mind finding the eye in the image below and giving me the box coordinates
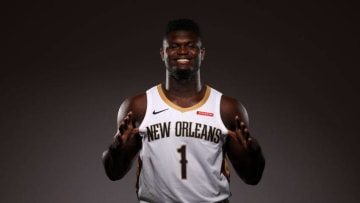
[187,43,195,48]
[169,44,179,49]
[187,43,199,50]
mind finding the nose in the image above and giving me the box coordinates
[177,45,189,55]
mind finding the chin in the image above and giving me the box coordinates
[172,69,194,80]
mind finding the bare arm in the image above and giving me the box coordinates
[221,96,265,185]
[102,94,146,181]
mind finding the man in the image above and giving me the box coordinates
[102,19,265,203]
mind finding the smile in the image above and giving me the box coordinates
[176,59,190,63]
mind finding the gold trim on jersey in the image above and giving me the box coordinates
[157,84,211,112]
[221,158,230,182]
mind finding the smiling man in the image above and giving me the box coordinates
[102,18,265,203]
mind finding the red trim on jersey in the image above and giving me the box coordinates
[196,111,214,117]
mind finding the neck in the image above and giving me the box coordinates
[164,71,203,96]
[161,71,206,108]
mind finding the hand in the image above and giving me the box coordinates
[117,111,139,145]
[228,116,253,151]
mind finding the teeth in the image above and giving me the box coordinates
[177,59,190,63]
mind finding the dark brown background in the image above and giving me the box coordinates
[2,0,359,202]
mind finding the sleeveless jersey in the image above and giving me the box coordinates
[137,84,231,203]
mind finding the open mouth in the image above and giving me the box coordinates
[176,59,190,63]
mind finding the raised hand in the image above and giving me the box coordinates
[116,111,139,146]
[104,111,141,180]
[228,115,253,151]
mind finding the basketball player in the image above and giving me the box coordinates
[102,19,265,203]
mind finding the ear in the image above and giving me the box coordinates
[201,48,205,61]
[160,48,165,61]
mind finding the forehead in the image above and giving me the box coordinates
[164,30,200,44]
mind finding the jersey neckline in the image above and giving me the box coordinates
[157,84,211,112]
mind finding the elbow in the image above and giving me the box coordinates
[105,164,129,181]
[246,158,266,185]
[241,157,266,185]
[103,163,126,181]
[242,171,264,185]
[102,150,129,181]
[102,150,123,181]
[243,176,262,185]
[105,171,123,181]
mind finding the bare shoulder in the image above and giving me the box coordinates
[117,93,147,127]
[220,95,249,131]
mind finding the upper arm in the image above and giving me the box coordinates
[220,95,249,131]
[117,93,147,130]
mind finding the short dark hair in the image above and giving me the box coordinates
[164,18,201,38]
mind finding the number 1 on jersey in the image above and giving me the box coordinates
[177,145,188,179]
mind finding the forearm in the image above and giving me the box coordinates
[102,136,139,181]
[228,138,265,185]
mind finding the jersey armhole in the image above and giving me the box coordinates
[138,88,152,130]
[214,92,229,135]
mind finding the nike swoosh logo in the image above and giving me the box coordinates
[153,108,169,115]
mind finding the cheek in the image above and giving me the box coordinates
[164,51,174,58]
[162,52,170,61]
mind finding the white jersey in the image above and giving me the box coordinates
[137,84,231,203]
